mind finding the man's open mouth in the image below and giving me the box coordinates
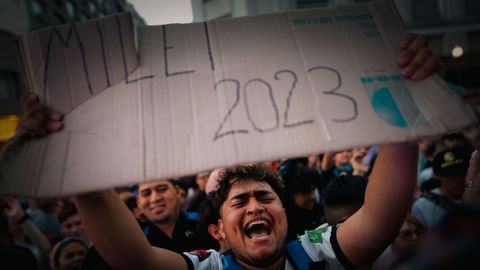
[244,219,271,238]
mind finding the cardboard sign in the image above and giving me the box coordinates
[0,1,476,197]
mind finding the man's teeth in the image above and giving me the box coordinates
[247,220,267,230]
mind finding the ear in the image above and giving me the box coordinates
[173,184,182,195]
[207,224,221,241]
[217,219,227,239]
[136,195,141,207]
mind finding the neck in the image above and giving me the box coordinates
[439,185,462,200]
[238,253,285,270]
[156,219,177,238]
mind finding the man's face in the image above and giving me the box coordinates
[292,189,316,210]
[219,180,287,267]
[334,150,351,166]
[196,171,210,192]
[60,214,85,239]
[392,221,423,253]
[441,174,466,199]
[136,180,181,225]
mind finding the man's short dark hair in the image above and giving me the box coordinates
[284,166,321,196]
[321,175,368,208]
[213,164,285,211]
[198,192,220,227]
[58,202,78,224]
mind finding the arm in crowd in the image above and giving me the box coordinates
[320,151,334,172]
[464,150,480,211]
[2,197,52,270]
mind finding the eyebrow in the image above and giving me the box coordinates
[230,189,273,201]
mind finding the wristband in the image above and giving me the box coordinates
[17,213,31,224]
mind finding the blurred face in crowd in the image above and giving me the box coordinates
[392,220,424,253]
[440,174,467,199]
[195,171,210,192]
[219,180,287,268]
[418,140,432,155]
[136,180,181,225]
[57,241,87,270]
[333,150,351,166]
[291,185,316,210]
[60,214,85,239]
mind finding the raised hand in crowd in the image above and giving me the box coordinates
[397,32,444,80]
[1,196,51,270]
[464,150,480,211]
[17,93,63,137]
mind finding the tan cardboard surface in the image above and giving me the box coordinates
[0,1,476,197]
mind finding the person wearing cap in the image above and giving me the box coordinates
[411,147,470,228]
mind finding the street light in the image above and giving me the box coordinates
[451,44,464,59]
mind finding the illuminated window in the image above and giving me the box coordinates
[30,0,44,16]
[66,1,76,19]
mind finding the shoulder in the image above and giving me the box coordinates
[298,224,339,267]
[299,223,355,270]
[183,249,222,270]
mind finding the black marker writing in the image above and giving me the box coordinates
[213,79,249,141]
[274,69,314,128]
[43,24,92,98]
[244,78,279,133]
[163,25,195,77]
[95,20,110,87]
[308,66,357,122]
[116,15,154,83]
[212,70,317,141]
[204,22,215,71]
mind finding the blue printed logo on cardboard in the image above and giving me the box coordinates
[361,75,427,128]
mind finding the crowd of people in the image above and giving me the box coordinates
[1,33,480,270]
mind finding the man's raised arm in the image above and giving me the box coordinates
[74,190,187,270]
[17,94,188,270]
[336,33,443,269]
[337,143,418,268]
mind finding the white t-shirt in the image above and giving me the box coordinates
[182,223,348,270]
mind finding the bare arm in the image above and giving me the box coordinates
[2,197,51,270]
[16,94,188,270]
[336,33,442,268]
[74,190,188,270]
[320,152,333,172]
[464,150,480,211]
[337,143,417,268]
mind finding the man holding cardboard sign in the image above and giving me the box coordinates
[17,30,442,269]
